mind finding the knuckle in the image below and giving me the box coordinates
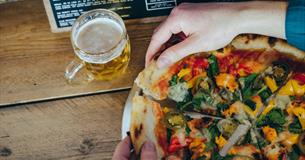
[170,6,182,16]
[179,2,191,7]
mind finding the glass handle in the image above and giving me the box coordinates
[65,59,85,83]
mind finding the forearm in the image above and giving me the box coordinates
[235,1,288,39]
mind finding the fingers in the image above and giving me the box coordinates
[140,141,158,160]
[112,137,131,160]
[145,15,182,66]
[156,35,200,68]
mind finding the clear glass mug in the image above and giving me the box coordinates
[65,9,131,83]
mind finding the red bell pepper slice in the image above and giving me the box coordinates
[293,73,305,85]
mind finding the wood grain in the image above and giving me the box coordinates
[0,0,163,106]
[0,91,129,160]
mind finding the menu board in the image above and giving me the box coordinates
[43,0,246,32]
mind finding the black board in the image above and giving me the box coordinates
[43,0,248,32]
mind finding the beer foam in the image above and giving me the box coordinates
[75,18,123,53]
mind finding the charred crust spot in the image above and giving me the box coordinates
[245,39,249,44]
[143,108,147,113]
[139,90,144,96]
[268,37,277,47]
[251,34,259,40]
[134,124,143,139]
[217,48,223,52]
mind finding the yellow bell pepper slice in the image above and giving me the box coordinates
[262,99,276,115]
[291,79,305,97]
[279,80,294,96]
[264,76,278,93]
[187,72,207,88]
[215,73,238,92]
[177,68,191,80]
[292,107,305,129]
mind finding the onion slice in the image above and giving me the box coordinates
[219,124,251,157]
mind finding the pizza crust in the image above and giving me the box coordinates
[135,61,175,100]
[130,95,168,159]
[135,34,305,100]
[231,34,305,61]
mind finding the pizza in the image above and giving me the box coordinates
[130,34,305,160]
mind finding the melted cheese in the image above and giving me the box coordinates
[262,126,277,143]
[215,135,227,149]
[162,107,170,114]
[223,104,238,117]
[189,138,206,160]
[168,82,189,102]
[228,145,258,157]
[264,144,281,160]
[215,73,238,92]
[278,131,299,150]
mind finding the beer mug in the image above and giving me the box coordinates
[65,9,130,82]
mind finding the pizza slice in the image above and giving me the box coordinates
[135,34,305,101]
[135,35,305,120]
[254,97,305,160]
[130,95,262,160]
[130,95,168,159]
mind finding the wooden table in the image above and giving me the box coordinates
[0,0,163,159]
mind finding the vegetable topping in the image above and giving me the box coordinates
[262,126,277,143]
[165,111,186,129]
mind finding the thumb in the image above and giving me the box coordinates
[141,141,158,160]
[156,36,200,68]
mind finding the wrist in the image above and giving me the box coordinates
[234,1,288,39]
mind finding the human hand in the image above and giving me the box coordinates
[146,2,287,68]
[112,136,158,160]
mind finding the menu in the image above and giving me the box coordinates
[43,0,246,32]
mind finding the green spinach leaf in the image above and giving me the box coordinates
[207,55,219,78]
[288,145,301,160]
[185,124,191,136]
[289,118,302,134]
[169,75,178,86]
[258,87,272,103]
[244,99,256,111]
[256,108,286,132]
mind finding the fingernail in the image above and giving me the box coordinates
[143,141,155,150]
[157,58,170,68]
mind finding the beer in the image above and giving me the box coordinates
[66,9,130,82]
[74,18,130,80]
